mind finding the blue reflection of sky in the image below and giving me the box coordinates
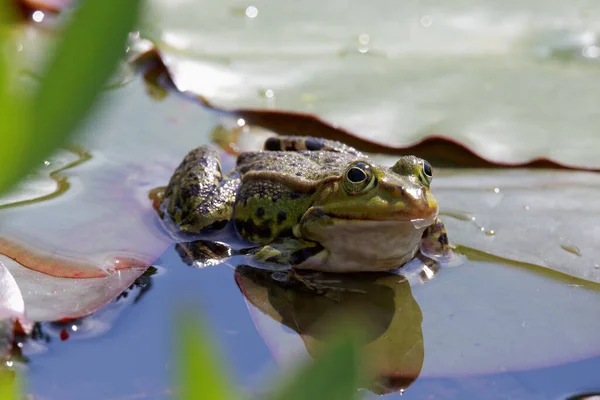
[22,244,600,400]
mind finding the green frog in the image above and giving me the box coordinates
[159,135,452,285]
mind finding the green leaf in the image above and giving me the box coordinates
[268,335,362,400]
[0,370,18,400]
[0,0,142,193]
[177,316,234,400]
[0,0,19,193]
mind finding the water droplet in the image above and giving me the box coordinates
[16,43,23,52]
[582,45,600,59]
[357,33,370,53]
[358,33,370,45]
[32,10,44,22]
[245,6,258,18]
[237,118,246,127]
[420,15,432,27]
[595,264,600,269]
[5,360,13,367]
[523,205,530,211]
[264,89,274,98]
[43,160,50,166]
[440,210,494,235]
[493,187,500,194]
[71,325,78,332]
[411,216,436,229]
[561,244,582,256]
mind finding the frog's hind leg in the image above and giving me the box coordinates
[161,146,241,233]
[263,136,364,156]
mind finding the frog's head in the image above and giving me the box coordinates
[293,156,439,272]
[310,155,438,223]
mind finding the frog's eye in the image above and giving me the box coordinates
[343,161,376,195]
[419,160,433,187]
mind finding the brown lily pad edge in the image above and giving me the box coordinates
[132,47,600,172]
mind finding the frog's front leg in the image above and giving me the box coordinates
[245,238,365,294]
[420,217,453,259]
[263,135,364,156]
[160,146,241,233]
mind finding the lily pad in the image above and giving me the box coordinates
[0,262,24,321]
[430,168,600,283]
[0,62,217,323]
[3,2,600,398]
[147,0,600,168]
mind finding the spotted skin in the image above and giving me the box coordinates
[160,135,452,291]
[420,217,453,258]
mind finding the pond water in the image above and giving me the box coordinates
[4,80,599,398]
[16,242,600,400]
[4,0,600,398]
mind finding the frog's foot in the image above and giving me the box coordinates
[245,238,366,295]
[263,135,364,157]
[245,237,325,267]
[175,240,232,268]
[420,217,454,260]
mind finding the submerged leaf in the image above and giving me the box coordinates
[1,255,146,322]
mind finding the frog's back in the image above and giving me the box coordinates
[232,150,362,244]
[236,150,360,182]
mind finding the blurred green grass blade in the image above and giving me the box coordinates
[33,0,141,138]
[0,1,23,195]
[0,370,18,400]
[0,0,141,193]
[178,317,233,400]
[269,336,362,400]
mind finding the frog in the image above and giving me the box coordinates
[158,135,452,289]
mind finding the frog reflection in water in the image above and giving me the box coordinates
[234,265,424,395]
[159,135,452,289]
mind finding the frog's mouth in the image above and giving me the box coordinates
[324,210,438,227]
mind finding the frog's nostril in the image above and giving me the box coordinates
[392,187,404,197]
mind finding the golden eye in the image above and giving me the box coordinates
[343,161,376,195]
[419,160,433,187]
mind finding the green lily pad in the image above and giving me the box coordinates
[147,0,600,168]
